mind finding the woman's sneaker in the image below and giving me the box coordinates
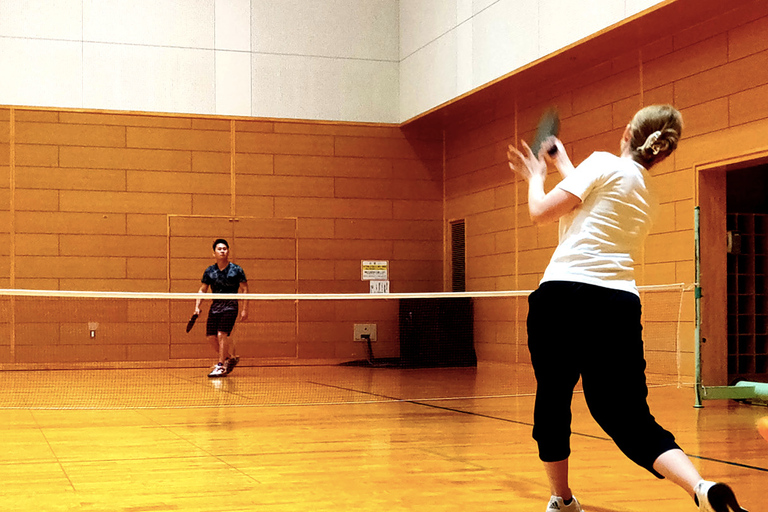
[546,496,584,512]
[694,481,747,512]
[208,363,227,378]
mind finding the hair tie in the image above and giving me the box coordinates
[642,130,669,156]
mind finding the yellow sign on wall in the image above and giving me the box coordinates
[361,260,388,281]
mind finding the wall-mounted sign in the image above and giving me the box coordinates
[361,260,388,281]
[369,280,390,294]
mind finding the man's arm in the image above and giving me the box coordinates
[238,281,249,321]
[195,283,209,315]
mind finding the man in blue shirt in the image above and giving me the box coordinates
[194,239,249,377]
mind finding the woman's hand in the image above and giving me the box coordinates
[508,138,581,224]
[541,136,574,178]
[507,141,547,184]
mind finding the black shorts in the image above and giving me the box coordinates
[206,308,238,336]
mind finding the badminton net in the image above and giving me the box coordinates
[0,284,694,409]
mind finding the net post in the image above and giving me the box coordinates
[694,206,703,408]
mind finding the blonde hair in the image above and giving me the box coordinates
[627,105,683,168]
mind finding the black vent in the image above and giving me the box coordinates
[451,220,466,292]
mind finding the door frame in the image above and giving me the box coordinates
[695,151,768,387]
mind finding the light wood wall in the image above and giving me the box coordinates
[431,0,768,383]
[0,109,442,365]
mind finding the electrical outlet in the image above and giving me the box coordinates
[88,322,99,339]
[353,324,377,342]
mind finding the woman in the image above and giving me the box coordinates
[507,105,747,512]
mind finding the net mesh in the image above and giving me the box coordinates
[0,285,694,409]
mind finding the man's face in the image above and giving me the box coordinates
[214,243,229,260]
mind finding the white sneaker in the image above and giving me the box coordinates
[694,481,747,512]
[546,496,584,512]
[208,363,227,378]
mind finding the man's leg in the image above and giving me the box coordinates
[207,332,228,378]
[217,331,230,364]
[229,337,237,359]
[219,309,240,374]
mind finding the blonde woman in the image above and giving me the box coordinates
[508,105,747,512]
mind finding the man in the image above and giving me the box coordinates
[194,239,248,378]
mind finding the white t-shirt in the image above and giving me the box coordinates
[540,151,658,295]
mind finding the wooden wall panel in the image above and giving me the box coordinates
[17,167,126,191]
[126,127,229,152]
[433,1,768,381]
[1,106,442,367]
[236,132,334,156]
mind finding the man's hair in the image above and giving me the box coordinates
[212,238,229,250]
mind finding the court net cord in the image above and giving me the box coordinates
[0,283,695,301]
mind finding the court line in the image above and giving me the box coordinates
[687,454,768,473]
[309,381,768,474]
[29,412,78,492]
[308,381,609,440]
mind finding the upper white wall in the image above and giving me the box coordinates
[0,0,663,123]
[399,0,665,122]
[0,0,399,123]
[250,0,399,122]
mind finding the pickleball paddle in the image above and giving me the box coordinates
[531,108,560,157]
[186,313,199,333]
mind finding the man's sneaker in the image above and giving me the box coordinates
[224,356,240,375]
[546,496,584,512]
[208,363,227,378]
[694,481,747,512]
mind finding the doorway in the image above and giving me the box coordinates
[725,166,768,383]
[699,162,768,386]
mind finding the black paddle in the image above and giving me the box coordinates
[530,108,560,158]
[186,313,199,333]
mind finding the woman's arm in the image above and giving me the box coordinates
[527,182,581,224]
[508,140,581,224]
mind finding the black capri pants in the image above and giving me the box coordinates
[527,281,679,478]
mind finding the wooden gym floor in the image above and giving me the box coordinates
[0,363,764,512]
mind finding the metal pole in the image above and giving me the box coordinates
[694,206,703,407]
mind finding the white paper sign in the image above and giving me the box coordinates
[369,280,390,294]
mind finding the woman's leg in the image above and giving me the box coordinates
[543,459,573,501]
[654,450,749,512]
[652,449,701,498]
[578,288,748,510]
[527,283,583,498]
[580,288,679,477]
